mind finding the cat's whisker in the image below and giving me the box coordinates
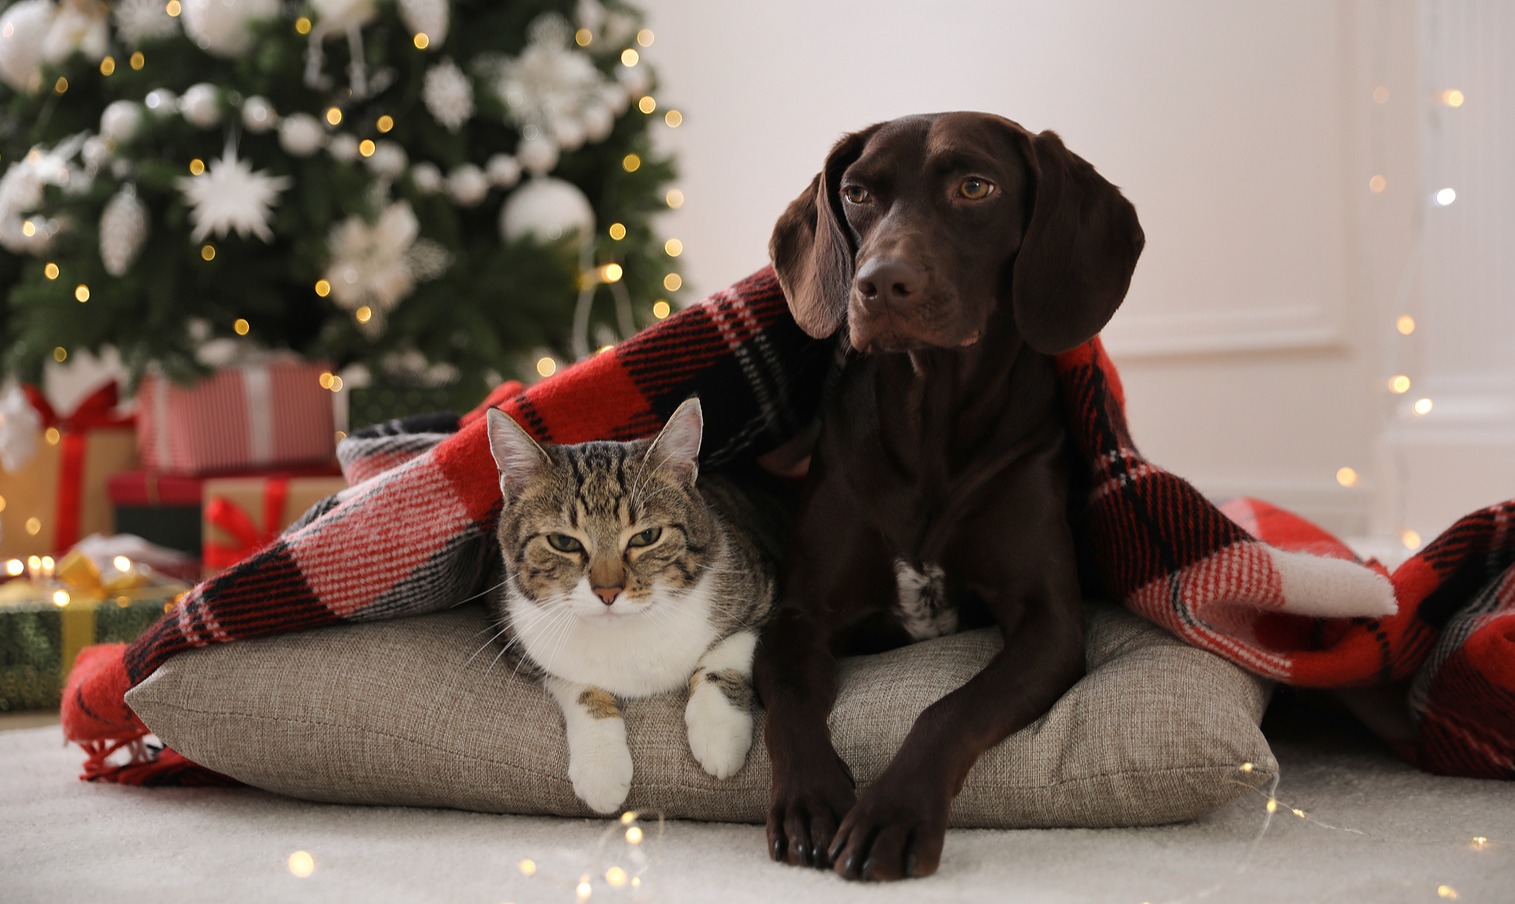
[451,574,511,610]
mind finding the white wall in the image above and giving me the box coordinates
[642,0,1514,544]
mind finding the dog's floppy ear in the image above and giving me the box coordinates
[1010,129,1144,355]
[769,126,879,338]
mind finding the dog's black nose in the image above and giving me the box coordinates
[855,258,926,306]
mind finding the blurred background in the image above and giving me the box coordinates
[642,0,1514,553]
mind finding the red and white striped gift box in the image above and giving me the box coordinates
[136,362,338,475]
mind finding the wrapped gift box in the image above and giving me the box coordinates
[0,384,138,559]
[202,474,348,572]
[0,552,184,711]
[136,361,338,475]
[109,464,343,559]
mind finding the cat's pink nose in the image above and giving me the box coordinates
[593,586,622,606]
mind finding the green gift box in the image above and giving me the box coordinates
[0,576,180,712]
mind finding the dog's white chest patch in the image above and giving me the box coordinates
[893,559,958,641]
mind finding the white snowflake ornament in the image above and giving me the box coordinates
[176,148,291,243]
[100,185,148,276]
[423,60,474,133]
[113,0,181,46]
[324,202,450,335]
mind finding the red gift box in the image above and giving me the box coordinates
[202,474,348,572]
[136,362,338,475]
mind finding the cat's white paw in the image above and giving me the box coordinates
[685,683,754,780]
[568,734,634,814]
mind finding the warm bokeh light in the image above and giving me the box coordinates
[1396,315,1416,335]
[1441,89,1465,108]
[536,357,557,378]
[234,318,251,336]
[74,284,90,302]
[1369,174,1386,193]
[1413,397,1434,416]
[608,223,627,240]
[1389,375,1411,394]
[1335,467,1359,488]
[287,851,315,878]
[652,300,671,319]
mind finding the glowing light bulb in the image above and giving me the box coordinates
[1441,89,1465,107]
[575,28,592,47]
[601,263,624,283]
[638,95,657,114]
[608,223,627,240]
[537,357,557,378]
[620,811,639,824]
[319,372,335,390]
[1413,398,1433,416]
[1265,798,1278,814]
[377,115,394,133]
[1239,762,1254,773]
[1396,315,1416,335]
[287,851,315,878]
[1389,375,1411,394]
[1335,467,1359,488]
[1433,187,1457,207]
[359,139,376,157]
[636,29,654,47]
[5,559,23,577]
[1369,174,1387,193]
[621,48,640,66]
[326,107,343,126]
[625,826,644,844]
[665,189,685,209]
[652,300,671,319]
[234,318,251,336]
[665,109,683,128]
[295,16,312,34]
[663,273,682,292]
[413,33,430,50]
[1471,836,1488,850]
[189,158,205,176]
[664,238,683,257]
[45,428,60,445]
[201,244,216,261]
[1372,85,1389,103]
[577,877,593,900]
[622,154,641,172]
[605,866,628,887]
[53,590,70,607]
[518,859,537,877]
[75,284,90,302]
[100,56,116,76]
[1438,885,1458,900]
[355,306,373,324]
[52,347,67,363]
[314,279,331,297]
[130,51,145,70]
[1402,529,1423,550]
[165,0,182,16]
[44,262,59,279]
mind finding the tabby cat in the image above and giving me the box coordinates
[484,398,784,814]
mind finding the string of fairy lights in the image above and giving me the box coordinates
[1333,26,1467,557]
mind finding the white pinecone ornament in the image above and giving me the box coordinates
[99,185,148,276]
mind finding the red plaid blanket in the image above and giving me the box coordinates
[62,267,1515,782]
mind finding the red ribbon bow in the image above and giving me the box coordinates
[203,479,291,571]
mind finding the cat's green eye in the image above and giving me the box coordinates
[627,527,662,548]
[545,533,584,553]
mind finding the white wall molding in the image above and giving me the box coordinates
[1102,300,1347,358]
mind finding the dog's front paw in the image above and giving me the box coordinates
[567,735,634,815]
[767,752,857,869]
[685,681,754,779]
[828,781,950,881]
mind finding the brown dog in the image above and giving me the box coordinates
[752,112,1144,881]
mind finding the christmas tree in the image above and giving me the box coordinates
[0,0,683,394]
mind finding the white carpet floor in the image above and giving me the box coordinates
[4,699,1512,904]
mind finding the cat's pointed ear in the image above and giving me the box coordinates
[645,397,702,486]
[486,408,549,500]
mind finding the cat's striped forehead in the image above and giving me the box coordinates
[551,438,663,520]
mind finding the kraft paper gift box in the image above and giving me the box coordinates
[0,383,138,559]
[201,474,348,573]
[135,361,338,475]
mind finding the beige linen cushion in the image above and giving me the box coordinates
[126,602,1276,828]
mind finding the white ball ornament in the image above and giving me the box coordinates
[241,96,277,133]
[180,0,279,58]
[100,100,144,144]
[447,165,489,207]
[499,177,595,247]
[365,142,407,179]
[278,113,327,157]
[410,162,442,193]
[328,134,359,163]
[581,104,615,143]
[486,155,521,189]
[550,117,586,152]
[0,0,54,93]
[617,65,651,98]
[181,83,221,129]
[516,134,559,176]
[143,89,179,116]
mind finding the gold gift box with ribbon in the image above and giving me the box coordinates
[0,550,186,711]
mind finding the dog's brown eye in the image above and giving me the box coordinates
[841,185,870,204]
[958,178,994,200]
